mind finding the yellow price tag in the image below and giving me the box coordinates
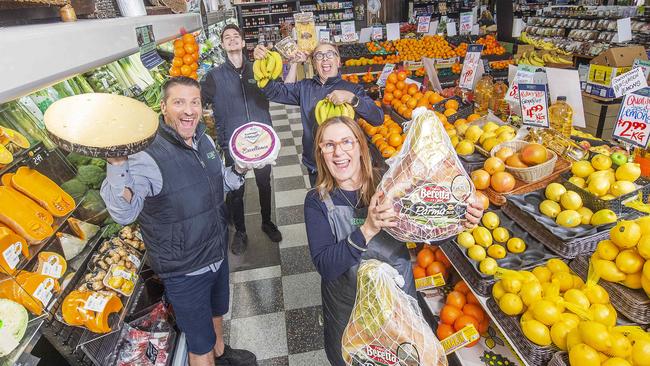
[494,267,524,281]
[406,242,417,249]
[564,302,593,321]
[441,325,480,354]
[415,273,446,290]
[586,257,601,287]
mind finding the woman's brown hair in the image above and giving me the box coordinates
[313,116,376,206]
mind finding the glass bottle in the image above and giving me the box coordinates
[548,96,573,138]
[490,80,509,120]
[473,75,493,116]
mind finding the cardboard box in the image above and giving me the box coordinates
[582,95,620,139]
[584,46,648,99]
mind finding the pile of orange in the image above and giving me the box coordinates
[382,70,449,120]
[361,71,376,83]
[366,41,383,53]
[359,114,406,158]
[455,43,469,57]
[489,59,514,70]
[476,35,506,56]
[379,40,396,53]
[414,67,426,77]
[470,156,517,194]
[394,35,457,61]
[413,245,451,280]
[341,74,360,83]
[451,63,462,74]
[169,33,199,79]
[437,281,489,346]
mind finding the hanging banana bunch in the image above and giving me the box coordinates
[314,99,356,125]
[253,51,283,88]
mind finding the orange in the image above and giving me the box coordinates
[396,81,406,91]
[404,108,413,119]
[407,85,418,96]
[383,115,392,123]
[446,291,467,309]
[406,99,417,109]
[393,89,403,99]
[454,281,471,295]
[471,170,491,190]
[182,33,196,44]
[173,39,184,48]
[462,303,485,323]
[183,43,197,54]
[192,52,199,62]
[387,73,398,84]
[377,126,389,137]
[454,118,467,127]
[426,261,447,277]
[466,292,480,305]
[445,99,459,110]
[417,99,429,108]
[397,70,407,81]
[444,109,457,117]
[383,93,394,103]
[400,94,410,103]
[388,125,402,134]
[476,191,490,210]
[416,247,434,268]
[376,141,389,152]
[169,67,181,77]
[413,265,426,279]
[381,146,396,158]
[435,248,451,267]
[174,47,186,57]
[371,134,384,144]
[440,305,463,325]
[387,133,402,147]
[478,318,489,334]
[413,92,424,100]
[467,113,481,122]
[183,54,194,65]
[189,72,198,80]
[429,93,444,104]
[366,126,378,135]
[385,83,396,93]
[172,57,183,67]
[190,63,199,71]
[454,314,480,333]
[437,323,455,340]
[397,105,408,116]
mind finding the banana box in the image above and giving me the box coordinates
[585,46,647,99]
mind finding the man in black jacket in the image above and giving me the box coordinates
[201,24,283,255]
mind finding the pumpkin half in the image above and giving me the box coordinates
[36,252,67,279]
[12,167,75,217]
[0,187,54,242]
[61,290,123,333]
[0,229,28,275]
[1,173,54,225]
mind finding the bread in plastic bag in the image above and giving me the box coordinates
[342,259,447,365]
[378,107,474,242]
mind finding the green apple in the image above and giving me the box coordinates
[610,152,628,167]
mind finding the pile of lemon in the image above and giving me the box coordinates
[539,182,618,228]
[570,155,641,199]
[492,259,650,366]
[592,217,650,297]
[456,212,527,275]
[453,121,517,156]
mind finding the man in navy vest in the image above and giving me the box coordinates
[101,77,256,366]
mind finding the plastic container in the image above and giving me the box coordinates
[116,0,146,17]
[548,96,573,138]
[229,122,280,168]
[293,12,317,52]
[473,75,494,116]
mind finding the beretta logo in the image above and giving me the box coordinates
[364,345,398,365]
[419,184,451,203]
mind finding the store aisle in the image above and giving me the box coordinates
[224,103,328,365]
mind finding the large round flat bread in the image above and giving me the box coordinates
[44,93,159,158]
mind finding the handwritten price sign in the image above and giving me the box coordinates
[613,87,650,148]
[518,83,550,128]
[505,65,535,104]
[459,44,484,90]
[459,12,473,35]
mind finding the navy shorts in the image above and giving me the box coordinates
[163,256,230,355]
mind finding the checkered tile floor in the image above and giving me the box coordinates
[223,103,327,365]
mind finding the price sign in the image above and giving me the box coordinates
[613,87,650,148]
[2,242,22,270]
[612,67,648,98]
[84,293,110,312]
[459,44,484,89]
[518,83,550,128]
[459,12,473,34]
[136,25,164,69]
[32,278,54,306]
[633,59,650,79]
[376,63,396,87]
[417,15,431,33]
[505,65,536,104]
[340,21,357,42]
[372,27,383,40]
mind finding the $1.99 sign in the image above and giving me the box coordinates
[613,87,650,148]
[518,83,549,128]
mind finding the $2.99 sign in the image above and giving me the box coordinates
[518,83,549,128]
[613,87,650,148]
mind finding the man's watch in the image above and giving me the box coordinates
[351,96,360,108]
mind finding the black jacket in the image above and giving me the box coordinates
[201,57,272,150]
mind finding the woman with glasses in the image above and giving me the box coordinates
[253,42,384,187]
[305,116,484,365]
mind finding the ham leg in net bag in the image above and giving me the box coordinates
[341,260,447,366]
[378,108,474,242]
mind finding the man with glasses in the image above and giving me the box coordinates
[253,42,384,187]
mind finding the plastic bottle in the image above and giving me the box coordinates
[490,80,509,120]
[548,96,573,138]
[473,75,494,116]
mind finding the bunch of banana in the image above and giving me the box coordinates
[253,51,283,88]
[516,51,545,67]
[541,52,573,65]
[314,99,355,125]
[519,32,572,55]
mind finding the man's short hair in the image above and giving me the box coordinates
[161,76,200,102]
[221,24,243,42]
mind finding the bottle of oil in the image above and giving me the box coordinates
[473,75,494,116]
[490,80,509,120]
[548,96,573,138]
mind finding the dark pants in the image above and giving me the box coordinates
[225,152,272,232]
[308,169,317,188]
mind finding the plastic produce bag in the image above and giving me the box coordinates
[342,260,447,365]
[114,302,174,366]
[378,108,474,242]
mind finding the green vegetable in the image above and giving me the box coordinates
[0,101,56,150]
[89,158,106,169]
[74,75,95,93]
[102,223,122,238]
[82,190,106,214]
[67,152,92,167]
[76,165,106,189]
[60,178,88,198]
[0,299,28,357]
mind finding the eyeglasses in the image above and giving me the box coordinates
[319,138,358,154]
[312,51,339,61]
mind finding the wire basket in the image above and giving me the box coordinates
[548,352,569,366]
[433,96,473,123]
[490,140,558,183]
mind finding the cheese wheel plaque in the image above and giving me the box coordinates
[44,94,159,158]
[229,122,280,167]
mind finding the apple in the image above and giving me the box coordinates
[579,141,591,150]
[611,152,628,167]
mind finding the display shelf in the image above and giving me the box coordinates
[0,317,45,366]
[237,0,296,6]
[0,14,202,104]
[0,141,45,177]
[205,9,236,26]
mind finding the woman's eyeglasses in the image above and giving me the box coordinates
[319,138,358,154]
[312,51,339,61]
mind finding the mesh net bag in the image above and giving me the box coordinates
[341,260,447,366]
[378,108,475,242]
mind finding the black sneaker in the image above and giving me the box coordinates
[215,345,257,366]
[261,221,282,242]
[231,231,248,255]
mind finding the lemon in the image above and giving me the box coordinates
[456,123,469,136]
[620,271,643,289]
[450,135,460,148]
[572,160,596,178]
[611,221,642,249]
[519,271,539,284]
[570,343,602,366]
[561,191,584,210]
[540,200,562,219]
[519,282,543,306]
[547,258,571,274]
[569,176,587,188]
[589,177,612,197]
[546,183,567,202]
[566,328,583,352]
[457,231,475,248]
[608,331,632,358]
[492,281,506,300]
[579,321,612,352]
[578,207,594,225]
[636,235,650,259]
[603,194,617,201]
[532,300,562,326]
[564,288,591,309]
[521,310,535,323]
[499,293,524,315]
[589,169,616,185]
[643,272,650,294]
[551,321,574,350]
[596,240,620,261]
[557,210,582,228]
[553,272,575,292]
[573,275,585,289]
[602,358,632,366]
[591,209,619,226]
[593,259,627,282]
[479,257,498,275]
[456,140,475,155]
[616,249,645,274]
[616,163,641,182]
[467,245,487,261]
[482,121,499,133]
[592,154,613,171]
[465,126,483,143]
[636,216,650,236]
[533,266,552,283]
[482,137,500,152]
[492,227,510,243]
[645,261,650,279]
[611,181,637,197]
[582,284,610,305]
[473,227,493,248]
[631,337,650,366]
[506,237,526,253]
[521,320,552,346]
[501,277,522,294]
[561,312,581,328]
[481,212,500,230]
[487,244,507,259]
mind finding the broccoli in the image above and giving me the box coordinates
[82,190,106,214]
[76,165,106,189]
[89,158,106,169]
[102,223,122,238]
[67,152,92,167]
[60,179,88,198]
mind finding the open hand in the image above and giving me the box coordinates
[290,51,308,64]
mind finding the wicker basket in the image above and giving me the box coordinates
[490,140,558,183]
